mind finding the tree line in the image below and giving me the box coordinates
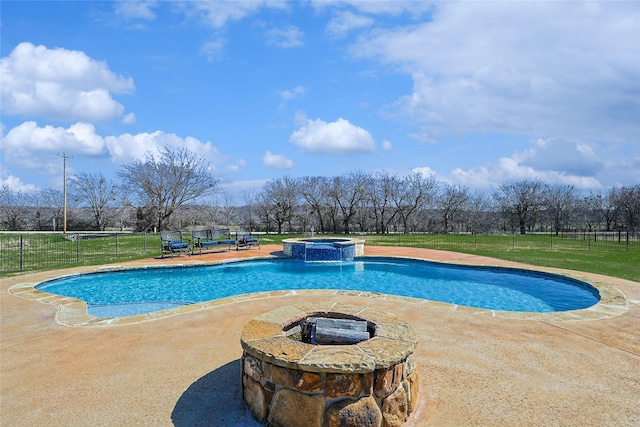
[1,146,639,234]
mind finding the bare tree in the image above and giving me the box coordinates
[617,184,640,232]
[261,177,298,234]
[392,172,437,233]
[38,187,65,231]
[298,176,332,233]
[329,171,370,234]
[0,185,34,230]
[112,193,135,231]
[69,172,119,231]
[239,188,259,231]
[436,183,470,232]
[466,190,494,233]
[494,179,546,234]
[545,184,579,234]
[255,192,275,233]
[118,146,220,231]
[215,191,238,228]
[585,189,619,231]
[368,171,398,234]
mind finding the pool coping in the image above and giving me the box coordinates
[8,253,630,327]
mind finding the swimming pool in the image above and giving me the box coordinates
[35,257,600,318]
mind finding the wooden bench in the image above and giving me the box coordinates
[235,230,260,250]
[160,231,191,258]
[191,229,236,255]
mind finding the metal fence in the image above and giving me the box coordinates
[363,231,640,253]
[1,232,153,275]
[1,231,638,275]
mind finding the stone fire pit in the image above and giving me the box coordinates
[240,304,418,426]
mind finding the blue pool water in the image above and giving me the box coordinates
[36,257,599,317]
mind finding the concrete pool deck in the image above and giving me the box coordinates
[1,245,639,426]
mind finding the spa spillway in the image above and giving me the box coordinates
[282,237,365,261]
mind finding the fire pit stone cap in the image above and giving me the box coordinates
[240,303,417,374]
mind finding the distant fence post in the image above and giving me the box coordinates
[115,233,119,257]
[76,233,80,263]
[144,232,147,252]
[19,234,24,272]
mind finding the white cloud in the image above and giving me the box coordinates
[278,86,306,112]
[382,140,392,150]
[449,165,495,189]
[516,138,603,176]
[327,11,373,37]
[313,1,433,16]
[0,42,135,122]
[265,26,304,48]
[105,131,223,164]
[2,122,225,179]
[201,38,226,61]
[279,86,306,101]
[0,174,39,193]
[447,139,609,190]
[114,0,158,20]
[263,151,293,169]
[220,179,270,202]
[353,2,640,143]
[122,112,137,124]
[227,159,247,172]
[290,117,375,154]
[411,166,439,179]
[185,0,288,28]
[2,121,106,169]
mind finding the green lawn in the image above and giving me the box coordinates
[469,249,639,282]
[361,233,640,282]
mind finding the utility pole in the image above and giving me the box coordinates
[57,153,72,234]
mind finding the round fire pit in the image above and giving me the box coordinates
[240,304,418,426]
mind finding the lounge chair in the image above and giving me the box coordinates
[191,229,236,255]
[236,230,260,250]
[160,231,191,258]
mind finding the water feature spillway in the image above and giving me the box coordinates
[282,237,365,261]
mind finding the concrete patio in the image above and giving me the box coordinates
[2,245,639,426]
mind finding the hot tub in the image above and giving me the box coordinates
[282,237,365,261]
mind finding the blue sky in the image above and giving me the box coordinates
[1,1,639,199]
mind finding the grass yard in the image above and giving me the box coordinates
[0,233,156,276]
[361,233,640,282]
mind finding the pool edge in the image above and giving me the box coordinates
[7,254,630,327]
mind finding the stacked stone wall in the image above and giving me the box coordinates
[242,352,418,427]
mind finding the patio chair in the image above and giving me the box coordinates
[160,231,191,258]
[191,229,236,255]
[236,230,260,250]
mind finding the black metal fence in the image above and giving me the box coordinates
[1,231,637,275]
[363,231,640,253]
[1,232,153,275]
